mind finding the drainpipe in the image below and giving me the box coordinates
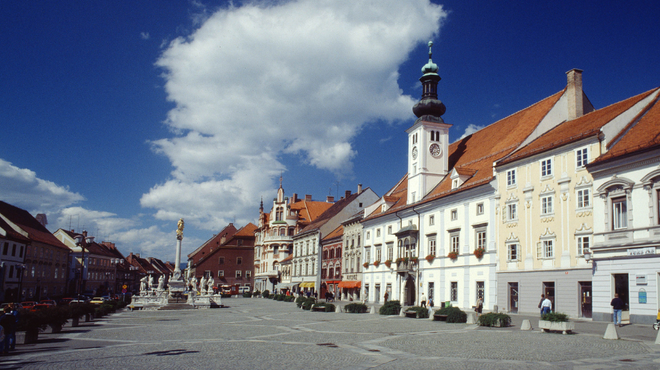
[394,210,403,304]
[412,206,421,307]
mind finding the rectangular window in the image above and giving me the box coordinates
[2,242,7,255]
[537,240,554,258]
[451,209,458,221]
[476,203,484,215]
[246,270,252,279]
[365,247,371,263]
[476,229,486,250]
[450,282,458,301]
[612,197,628,229]
[376,229,381,238]
[376,246,382,261]
[219,257,225,265]
[541,158,553,177]
[429,215,435,226]
[387,226,392,235]
[218,270,224,277]
[576,148,588,168]
[577,236,590,256]
[236,270,242,278]
[428,237,436,256]
[11,244,16,256]
[366,231,370,240]
[507,203,517,221]
[577,189,590,208]
[476,281,485,300]
[387,242,393,261]
[507,243,518,261]
[507,169,516,186]
[450,233,460,254]
[237,257,242,265]
[541,195,553,215]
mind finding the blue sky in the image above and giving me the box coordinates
[1,0,659,261]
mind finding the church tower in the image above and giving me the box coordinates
[406,41,451,204]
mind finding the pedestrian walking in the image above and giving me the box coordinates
[421,293,427,308]
[0,306,15,354]
[540,295,552,316]
[538,294,545,316]
[611,293,625,327]
[384,291,389,303]
[476,297,483,317]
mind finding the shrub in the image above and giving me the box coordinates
[302,298,316,310]
[284,295,295,302]
[252,290,261,297]
[541,312,569,322]
[221,293,232,298]
[262,290,270,299]
[295,295,306,307]
[344,303,368,313]
[435,306,467,323]
[477,312,511,327]
[17,309,48,331]
[379,300,401,315]
[243,292,252,298]
[406,306,430,318]
[313,302,336,312]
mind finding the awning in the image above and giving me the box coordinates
[323,280,341,285]
[299,282,316,288]
[338,281,361,289]
[276,282,299,289]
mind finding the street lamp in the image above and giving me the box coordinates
[74,234,92,298]
[16,263,26,303]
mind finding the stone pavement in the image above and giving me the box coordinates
[2,298,660,369]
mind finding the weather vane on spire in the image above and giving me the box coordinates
[428,41,433,61]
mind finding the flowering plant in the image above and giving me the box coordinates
[410,256,419,263]
[395,257,404,264]
[425,254,435,263]
[474,248,485,259]
[447,251,458,260]
[363,262,369,268]
[384,259,392,268]
[373,260,381,267]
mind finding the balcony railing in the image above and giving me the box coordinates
[396,259,417,273]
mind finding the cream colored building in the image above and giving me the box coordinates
[494,77,660,318]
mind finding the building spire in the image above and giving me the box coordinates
[412,40,446,120]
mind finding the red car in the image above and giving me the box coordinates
[30,304,51,312]
[21,301,37,308]
[40,299,57,306]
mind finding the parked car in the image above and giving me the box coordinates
[30,303,51,312]
[0,303,23,310]
[59,297,74,306]
[90,297,106,305]
[21,301,37,308]
[40,299,57,306]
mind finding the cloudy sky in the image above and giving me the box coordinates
[1,0,659,261]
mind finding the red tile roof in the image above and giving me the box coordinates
[591,92,660,164]
[290,199,333,224]
[499,88,659,165]
[364,89,565,221]
[0,201,69,250]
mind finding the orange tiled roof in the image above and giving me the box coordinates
[364,89,565,221]
[591,92,660,164]
[290,199,333,223]
[322,225,344,241]
[499,88,659,165]
[235,223,258,237]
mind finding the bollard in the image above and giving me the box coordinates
[466,312,476,324]
[399,308,405,317]
[335,305,341,313]
[520,319,532,331]
[655,329,660,345]
[603,323,619,340]
[370,306,376,314]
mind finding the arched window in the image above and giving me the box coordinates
[323,250,328,260]
[328,267,333,278]
[337,248,341,258]
[329,249,334,259]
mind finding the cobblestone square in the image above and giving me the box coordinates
[2,299,660,369]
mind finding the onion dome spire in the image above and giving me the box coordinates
[412,41,446,121]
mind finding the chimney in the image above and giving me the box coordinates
[566,68,584,120]
[135,253,140,258]
[326,196,334,203]
[305,194,312,201]
[82,230,88,237]
[357,183,363,194]
[345,190,351,199]
[36,213,47,227]
[292,193,298,203]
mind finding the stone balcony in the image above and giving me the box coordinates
[396,260,417,274]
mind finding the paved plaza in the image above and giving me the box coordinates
[2,298,660,369]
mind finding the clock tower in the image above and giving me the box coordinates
[406,41,451,204]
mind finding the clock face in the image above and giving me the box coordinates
[429,143,442,158]
[412,146,418,160]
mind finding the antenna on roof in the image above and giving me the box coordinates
[68,215,72,230]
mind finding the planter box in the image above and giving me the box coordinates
[45,323,63,334]
[72,316,80,327]
[17,328,39,344]
[539,320,574,334]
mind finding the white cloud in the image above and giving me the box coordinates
[459,124,486,140]
[146,0,447,229]
[0,158,84,213]
[141,32,150,40]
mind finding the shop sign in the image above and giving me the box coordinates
[639,288,647,304]
[636,275,648,285]
[627,247,656,256]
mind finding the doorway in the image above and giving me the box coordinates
[543,281,555,311]
[404,276,415,306]
[508,282,518,313]
[614,273,629,311]
[579,281,592,318]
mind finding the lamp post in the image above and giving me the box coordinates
[16,263,26,303]
[73,234,90,298]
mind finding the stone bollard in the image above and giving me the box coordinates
[655,329,660,345]
[335,305,341,313]
[370,306,376,314]
[603,323,619,340]
[399,308,405,317]
[466,312,477,324]
[520,319,532,331]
